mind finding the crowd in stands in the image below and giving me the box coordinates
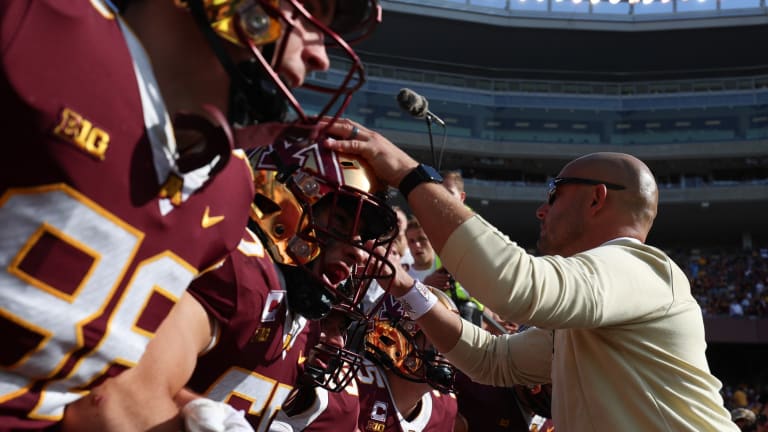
[669,248,768,317]
[720,383,768,431]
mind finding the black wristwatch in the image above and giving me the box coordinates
[398,164,443,199]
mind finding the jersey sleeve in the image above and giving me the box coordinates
[188,229,281,348]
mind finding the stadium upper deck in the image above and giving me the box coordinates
[383,0,767,31]
[355,0,768,81]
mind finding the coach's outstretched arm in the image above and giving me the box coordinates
[376,251,465,353]
[373,242,552,389]
[322,119,474,254]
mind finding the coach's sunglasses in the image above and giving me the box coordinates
[546,177,626,205]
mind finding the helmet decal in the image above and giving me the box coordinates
[252,140,343,186]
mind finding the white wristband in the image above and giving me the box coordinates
[397,281,438,320]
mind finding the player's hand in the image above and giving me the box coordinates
[371,244,415,297]
[319,118,418,187]
[182,398,254,432]
[423,268,452,291]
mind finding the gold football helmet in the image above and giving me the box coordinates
[365,289,458,393]
[247,133,397,318]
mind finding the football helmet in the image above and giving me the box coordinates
[247,127,397,320]
[183,0,381,125]
[364,290,458,393]
[301,310,368,392]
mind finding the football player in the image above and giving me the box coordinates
[357,291,459,432]
[178,141,397,430]
[0,0,379,429]
[267,309,366,432]
[266,288,459,432]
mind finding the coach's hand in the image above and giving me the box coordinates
[320,118,418,188]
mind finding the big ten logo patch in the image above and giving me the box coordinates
[366,420,385,432]
[54,108,110,160]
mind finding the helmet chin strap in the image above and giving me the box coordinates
[423,351,456,394]
[278,263,333,320]
[227,58,288,126]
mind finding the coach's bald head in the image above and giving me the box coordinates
[537,152,658,256]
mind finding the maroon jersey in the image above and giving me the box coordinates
[356,360,457,432]
[0,1,253,429]
[269,384,360,432]
[187,228,319,430]
[454,371,530,432]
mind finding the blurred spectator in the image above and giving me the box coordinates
[757,401,768,432]
[437,170,488,326]
[363,205,413,312]
[441,170,466,202]
[392,205,414,271]
[731,299,746,317]
[734,387,750,408]
[405,217,484,326]
[732,408,757,431]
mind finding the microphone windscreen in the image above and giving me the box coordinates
[396,88,428,118]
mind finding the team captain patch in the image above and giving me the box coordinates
[261,290,286,322]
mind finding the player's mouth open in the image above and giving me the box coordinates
[322,267,349,287]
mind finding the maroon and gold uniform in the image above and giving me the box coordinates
[186,228,319,430]
[356,360,457,432]
[0,1,253,429]
[269,382,360,431]
[301,387,359,432]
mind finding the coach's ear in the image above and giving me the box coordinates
[589,184,608,212]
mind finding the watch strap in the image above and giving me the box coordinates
[398,164,442,199]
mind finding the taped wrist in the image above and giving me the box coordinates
[396,280,438,320]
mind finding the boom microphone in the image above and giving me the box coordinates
[396,88,445,127]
